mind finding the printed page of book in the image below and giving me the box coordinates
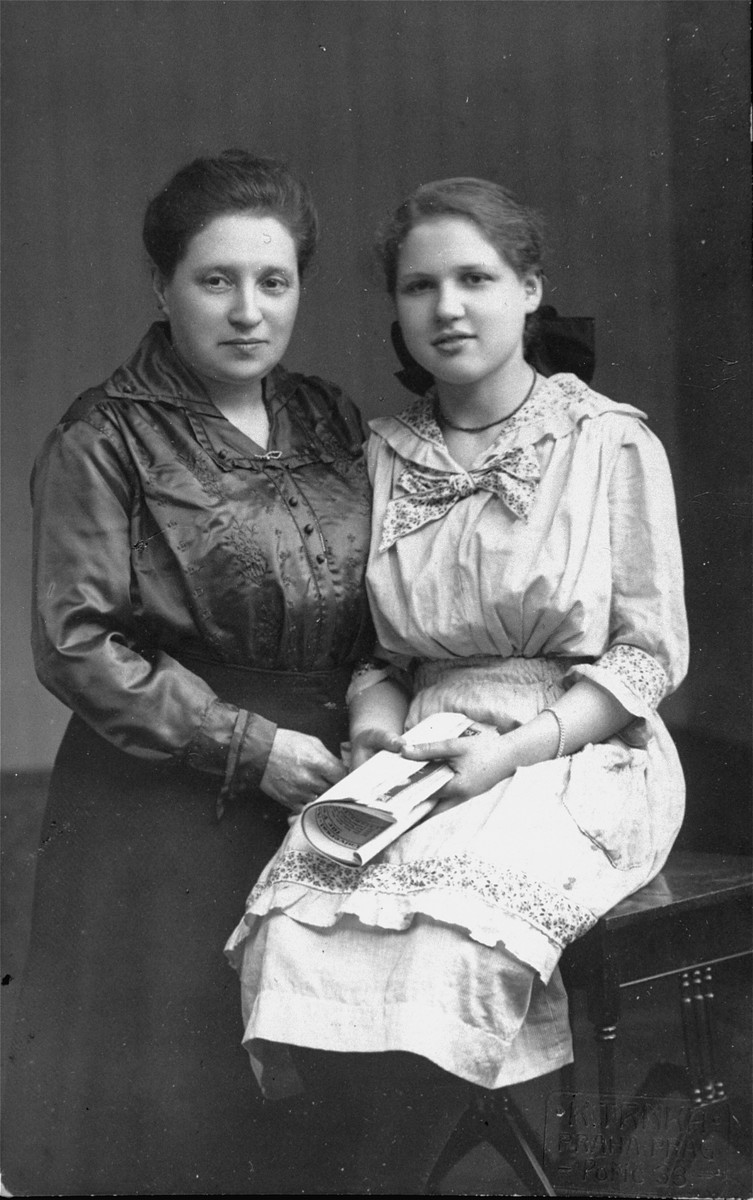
[300,712,474,865]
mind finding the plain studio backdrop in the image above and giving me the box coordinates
[1,0,750,827]
[1,4,751,1196]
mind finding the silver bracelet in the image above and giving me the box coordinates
[542,707,566,759]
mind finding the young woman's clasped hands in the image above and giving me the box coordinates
[353,682,630,799]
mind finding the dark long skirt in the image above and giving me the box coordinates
[2,663,351,1196]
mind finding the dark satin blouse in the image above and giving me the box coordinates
[31,322,373,790]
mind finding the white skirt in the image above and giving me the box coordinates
[226,657,684,1093]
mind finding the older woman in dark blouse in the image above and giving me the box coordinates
[2,150,372,1195]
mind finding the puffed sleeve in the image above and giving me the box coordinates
[31,415,276,795]
[568,419,689,722]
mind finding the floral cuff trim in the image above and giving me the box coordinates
[567,644,667,718]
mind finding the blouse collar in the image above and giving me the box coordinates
[103,322,298,416]
[369,373,647,466]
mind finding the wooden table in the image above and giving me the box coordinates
[561,851,752,1106]
[429,852,752,1197]
[550,852,752,1194]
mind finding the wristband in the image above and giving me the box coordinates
[542,707,566,759]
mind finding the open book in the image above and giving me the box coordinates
[300,711,476,866]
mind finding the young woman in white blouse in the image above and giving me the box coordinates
[227,177,689,1194]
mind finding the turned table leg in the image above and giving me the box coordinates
[679,966,727,1105]
[585,939,620,1105]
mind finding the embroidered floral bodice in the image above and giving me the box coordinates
[31,323,373,780]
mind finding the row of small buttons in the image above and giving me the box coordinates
[286,495,315,534]
[283,491,326,563]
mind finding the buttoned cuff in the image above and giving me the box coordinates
[185,698,277,811]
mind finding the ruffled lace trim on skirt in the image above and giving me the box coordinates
[225,846,597,983]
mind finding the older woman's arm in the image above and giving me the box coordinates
[32,416,344,810]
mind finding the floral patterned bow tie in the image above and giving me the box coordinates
[379,446,540,551]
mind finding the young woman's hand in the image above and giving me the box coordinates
[260,728,348,813]
[350,726,406,769]
[399,723,517,801]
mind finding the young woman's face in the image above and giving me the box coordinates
[395,216,541,391]
[155,212,300,399]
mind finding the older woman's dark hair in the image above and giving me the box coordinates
[375,177,544,297]
[143,149,319,279]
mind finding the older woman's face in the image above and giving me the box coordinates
[155,212,300,401]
